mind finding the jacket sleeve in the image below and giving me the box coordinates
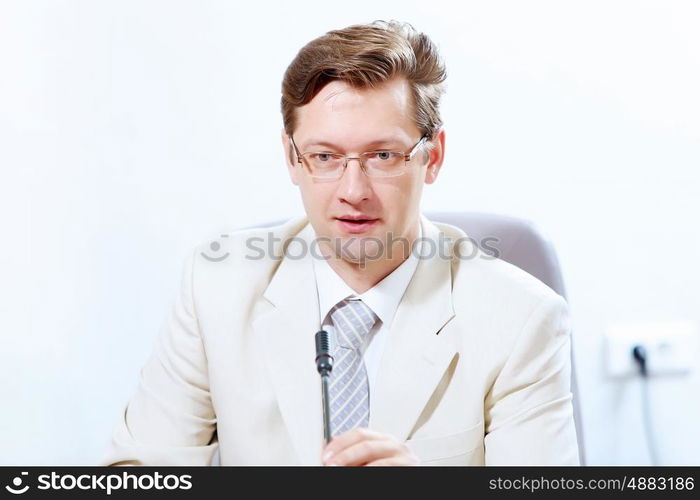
[484,294,580,465]
[99,250,219,465]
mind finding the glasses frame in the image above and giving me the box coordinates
[289,134,430,179]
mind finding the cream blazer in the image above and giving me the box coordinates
[100,214,579,465]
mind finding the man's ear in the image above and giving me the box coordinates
[424,128,446,185]
[281,129,300,186]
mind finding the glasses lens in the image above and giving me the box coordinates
[364,152,405,177]
[306,153,345,177]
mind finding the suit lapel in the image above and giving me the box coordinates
[370,215,457,440]
[252,218,324,465]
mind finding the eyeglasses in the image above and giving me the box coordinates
[289,135,430,179]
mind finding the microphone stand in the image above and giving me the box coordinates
[321,372,331,444]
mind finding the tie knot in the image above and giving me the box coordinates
[330,298,377,350]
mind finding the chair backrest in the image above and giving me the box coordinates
[248,212,586,464]
[426,211,585,464]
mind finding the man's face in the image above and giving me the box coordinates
[282,77,444,264]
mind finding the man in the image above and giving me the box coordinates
[101,20,579,466]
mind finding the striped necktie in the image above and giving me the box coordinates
[328,298,378,437]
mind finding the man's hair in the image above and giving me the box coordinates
[281,20,447,139]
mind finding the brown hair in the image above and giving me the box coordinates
[281,20,447,139]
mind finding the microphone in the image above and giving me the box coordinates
[315,329,334,376]
[315,330,334,444]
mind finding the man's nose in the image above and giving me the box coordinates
[336,158,372,203]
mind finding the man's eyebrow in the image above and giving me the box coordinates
[302,138,407,151]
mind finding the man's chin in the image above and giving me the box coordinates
[328,234,386,264]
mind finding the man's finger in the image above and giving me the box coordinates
[322,427,383,462]
[325,438,404,466]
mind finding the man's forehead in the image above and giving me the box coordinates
[294,78,418,149]
[312,78,411,111]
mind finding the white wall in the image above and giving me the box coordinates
[1,0,698,464]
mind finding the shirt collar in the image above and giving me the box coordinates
[309,222,422,329]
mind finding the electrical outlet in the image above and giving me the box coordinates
[605,321,697,377]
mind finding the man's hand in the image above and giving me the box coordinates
[321,428,419,466]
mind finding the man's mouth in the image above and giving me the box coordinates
[335,217,379,233]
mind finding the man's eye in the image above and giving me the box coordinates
[316,153,332,162]
[375,151,393,161]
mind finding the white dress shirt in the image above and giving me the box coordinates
[309,222,422,390]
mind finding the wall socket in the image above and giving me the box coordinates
[605,321,697,377]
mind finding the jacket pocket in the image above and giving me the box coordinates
[405,420,484,465]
